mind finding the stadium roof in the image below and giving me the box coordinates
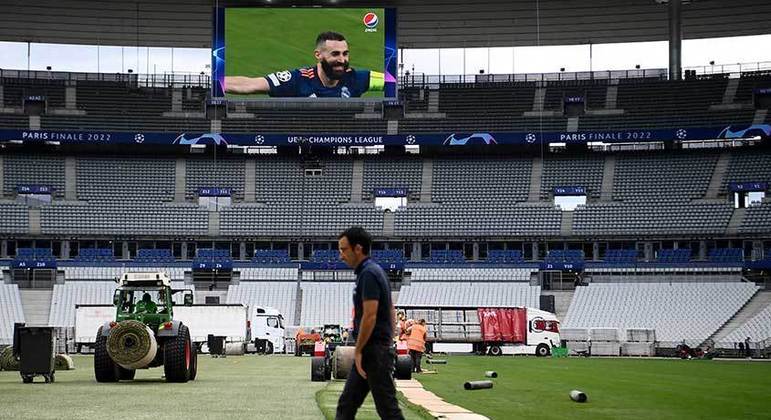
[0,0,768,49]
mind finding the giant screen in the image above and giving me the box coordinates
[212,7,397,99]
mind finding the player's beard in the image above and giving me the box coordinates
[321,59,349,80]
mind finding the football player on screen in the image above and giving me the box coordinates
[226,31,384,98]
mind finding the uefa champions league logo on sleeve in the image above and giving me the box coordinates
[134,133,145,143]
[676,129,687,140]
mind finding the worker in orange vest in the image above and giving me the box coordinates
[406,319,427,373]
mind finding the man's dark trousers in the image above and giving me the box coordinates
[335,344,405,420]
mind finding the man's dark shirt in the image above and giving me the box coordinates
[351,257,393,346]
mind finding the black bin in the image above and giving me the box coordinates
[17,326,56,383]
[207,334,226,356]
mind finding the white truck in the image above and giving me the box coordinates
[250,306,286,354]
[75,304,251,353]
[400,306,561,357]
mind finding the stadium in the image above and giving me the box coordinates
[1,0,771,419]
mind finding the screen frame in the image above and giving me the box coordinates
[211,6,397,99]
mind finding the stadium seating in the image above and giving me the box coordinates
[720,151,771,195]
[428,250,466,264]
[485,250,525,264]
[0,203,30,233]
[238,267,298,281]
[2,155,66,198]
[47,281,115,327]
[541,155,604,200]
[227,282,298,325]
[708,248,744,264]
[586,268,744,283]
[718,304,771,347]
[371,250,406,264]
[193,249,232,269]
[186,157,246,200]
[562,282,759,346]
[545,250,584,264]
[0,283,25,345]
[62,266,187,281]
[251,249,292,265]
[299,282,355,327]
[134,249,175,264]
[361,157,423,201]
[656,249,692,264]
[397,283,540,308]
[740,202,771,234]
[74,248,115,262]
[407,267,533,282]
[602,249,638,264]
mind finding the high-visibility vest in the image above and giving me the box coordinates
[407,324,427,353]
[399,320,409,341]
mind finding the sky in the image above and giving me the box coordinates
[0,34,769,76]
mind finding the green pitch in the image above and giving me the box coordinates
[0,354,424,419]
[225,8,385,98]
[415,355,771,420]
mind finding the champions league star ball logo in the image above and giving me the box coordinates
[406,135,416,145]
[254,135,265,144]
[676,129,687,140]
[134,134,145,143]
[525,133,537,144]
[363,12,379,31]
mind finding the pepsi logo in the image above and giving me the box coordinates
[363,12,379,29]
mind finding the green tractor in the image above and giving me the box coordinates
[94,272,197,383]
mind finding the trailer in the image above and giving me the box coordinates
[399,306,560,356]
[76,303,251,353]
[174,304,250,348]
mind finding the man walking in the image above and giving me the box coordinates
[335,226,404,420]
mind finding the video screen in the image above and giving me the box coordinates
[212,7,397,99]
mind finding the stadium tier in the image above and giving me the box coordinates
[2,149,770,239]
[562,282,760,347]
[2,73,770,133]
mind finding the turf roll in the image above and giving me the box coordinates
[333,346,355,380]
[54,354,75,370]
[426,359,447,364]
[485,371,498,378]
[225,342,246,355]
[106,320,157,369]
[0,346,20,371]
[570,390,588,403]
[464,380,493,390]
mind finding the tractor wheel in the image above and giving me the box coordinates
[395,355,412,380]
[488,345,503,356]
[118,366,136,380]
[164,324,192,383]
[265,341,274,355]
[311,356,327,382]
[94,326,120,382]
[189,342,198,381]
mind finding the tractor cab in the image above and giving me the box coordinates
[113,272,193,330]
